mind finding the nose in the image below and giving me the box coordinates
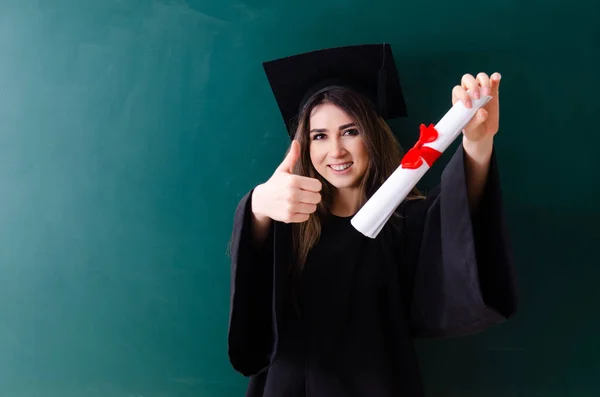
[329,136,346,158]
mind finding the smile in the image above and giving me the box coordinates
[328,162,353,172]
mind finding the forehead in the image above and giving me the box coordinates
[309,103,354,128]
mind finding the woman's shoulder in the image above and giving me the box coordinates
[382,190,440,238]
[396,186,441,215]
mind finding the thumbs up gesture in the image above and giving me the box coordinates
[252,140,323,224]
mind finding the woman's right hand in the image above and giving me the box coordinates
[252,140,322,224]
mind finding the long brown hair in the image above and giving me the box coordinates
[288,85,423,273]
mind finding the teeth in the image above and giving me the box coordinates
[331,163,352,171]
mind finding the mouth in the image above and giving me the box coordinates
[328,162,353,174]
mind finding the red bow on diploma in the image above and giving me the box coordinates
[400,123,442,169]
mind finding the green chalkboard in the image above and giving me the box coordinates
[0,0,598,396]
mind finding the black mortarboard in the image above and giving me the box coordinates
[262,43,408,138]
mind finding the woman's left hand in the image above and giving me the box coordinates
[452,72,501,143]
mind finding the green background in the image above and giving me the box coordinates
[0,0,598,396]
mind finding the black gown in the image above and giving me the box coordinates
[227,145,518,396]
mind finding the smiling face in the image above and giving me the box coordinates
[308,102,369,191]
[290,85,423,272]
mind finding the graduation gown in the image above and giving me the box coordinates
[227,145,518,396]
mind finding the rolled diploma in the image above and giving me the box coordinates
[351,95,492,239]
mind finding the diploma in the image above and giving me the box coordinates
[351,95,493,238]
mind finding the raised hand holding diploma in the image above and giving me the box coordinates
[456,72,501,144]
[351,72,502,238]
[456,72,502,211]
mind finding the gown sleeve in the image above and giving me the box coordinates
[227,189,276,376]
[402,144,518,338]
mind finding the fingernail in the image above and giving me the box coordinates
[473,90,480,99]
[482,86,490,96]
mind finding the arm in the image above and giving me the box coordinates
[228,190,276,376]
[228,140,321,375]
[462,135,494,214]
[456,71,501,213]
[405,144,518,338]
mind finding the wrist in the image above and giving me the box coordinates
[249,184,272,248]
[251,184,270,223]
[462,135,494,164]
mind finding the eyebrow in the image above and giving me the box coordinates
[309,122,356,134]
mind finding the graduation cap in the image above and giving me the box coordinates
[262,43,408,138]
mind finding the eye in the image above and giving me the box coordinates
[343,128,359,136]
[311,133,326,141]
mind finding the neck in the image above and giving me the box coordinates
[330,187,362,217]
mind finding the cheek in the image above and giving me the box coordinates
[309,143,326,165]
[351,140,369,163]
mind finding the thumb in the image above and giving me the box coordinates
[476,108,488,123]
[276,140,301,173]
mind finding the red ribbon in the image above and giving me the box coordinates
[400,123,442,169]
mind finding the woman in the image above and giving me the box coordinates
[228,44,517,396]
